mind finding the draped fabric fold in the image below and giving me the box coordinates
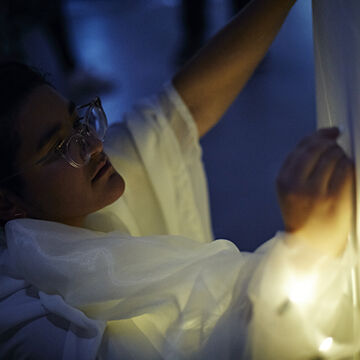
[3,219,254,359]
[2,219,349,359]
[307,0,360,357]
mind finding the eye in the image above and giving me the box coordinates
[38,138,64,165]
[49,138,65,157]
[73,116,84,129]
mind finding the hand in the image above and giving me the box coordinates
[276,128,354,256]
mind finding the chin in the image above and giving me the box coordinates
[104,171,126,205]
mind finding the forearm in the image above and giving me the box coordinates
[173,0,296,137]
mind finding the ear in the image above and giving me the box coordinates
[0,191,27,223]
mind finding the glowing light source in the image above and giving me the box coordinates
[287,276,316,305]
[319,337,333,352]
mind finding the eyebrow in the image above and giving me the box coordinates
[36,101,76,152]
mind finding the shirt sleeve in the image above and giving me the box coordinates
[98,83,213,243]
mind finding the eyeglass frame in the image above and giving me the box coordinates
[0,96,108,185]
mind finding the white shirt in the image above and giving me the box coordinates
[85,83,213,243]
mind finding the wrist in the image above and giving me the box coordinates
[284,228,348,258]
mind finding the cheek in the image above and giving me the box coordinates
[22,163,125,221]
[24,165,93,217]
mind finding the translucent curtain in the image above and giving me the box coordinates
[313,1,360,358]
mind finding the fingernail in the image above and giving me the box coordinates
[318,127,341,138]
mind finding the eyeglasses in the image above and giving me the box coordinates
[38,97,108,168]
[0,97,108,184]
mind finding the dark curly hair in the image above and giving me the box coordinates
[0,61,51,195]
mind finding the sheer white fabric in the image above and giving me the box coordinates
[3,218,258,359]
[258,1,360,357]
[313,0,360,158]
[313,0,360,338]
[3,219,345,359]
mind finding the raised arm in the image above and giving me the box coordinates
[173,0,297,138]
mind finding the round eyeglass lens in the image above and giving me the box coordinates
[67,135,90,166]
[87,106,107,140]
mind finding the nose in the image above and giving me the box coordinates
[87,132,104,158]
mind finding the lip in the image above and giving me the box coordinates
[92,158,112,182]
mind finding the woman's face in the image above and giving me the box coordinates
[13,85,125,226]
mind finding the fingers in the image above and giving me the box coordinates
[309,127,340,140]
[277,127,354,257]
[295,127,339,148]
[283,140,336,185]
[307,144,346,195]
[278,128,341,191]
[328,154,354,196]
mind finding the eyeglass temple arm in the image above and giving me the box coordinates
[77,97,102,110]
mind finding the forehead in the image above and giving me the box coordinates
[18,85,69,128]
[16,85,71,161]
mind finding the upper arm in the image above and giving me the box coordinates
[172,74,215,138]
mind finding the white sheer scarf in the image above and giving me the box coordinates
[3,218,349,359]
[4,218,258,359]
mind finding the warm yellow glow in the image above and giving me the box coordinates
[287,276,316,305]
[319,337,333,352]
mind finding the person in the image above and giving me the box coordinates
[179,0,252,64]
[0,0,354,358]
